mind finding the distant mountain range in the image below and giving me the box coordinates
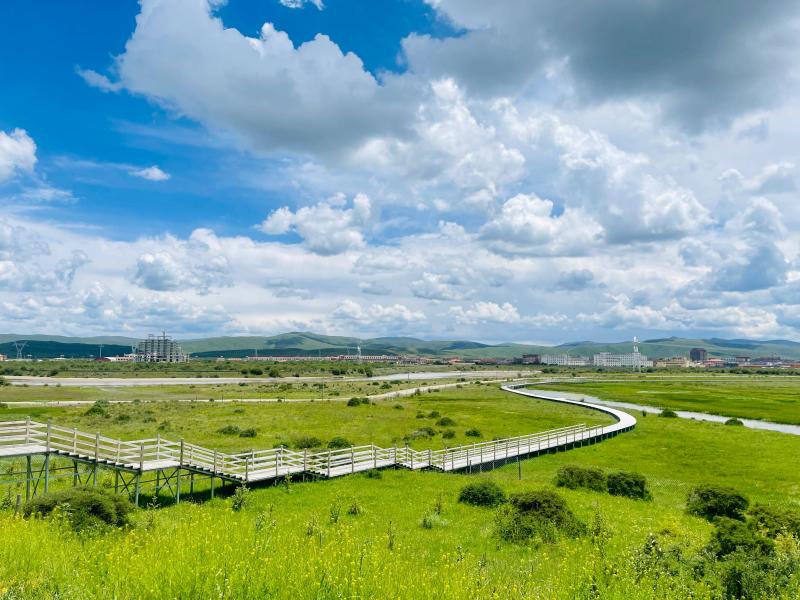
[2,331,800,360]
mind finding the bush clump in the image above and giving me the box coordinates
[554,465,608,492]
[725,418,745,426]
[686,485,749,521]
[328,436,353,449]
[427,410,441,418]
[24,487,133,531]
[217,424,241,435]
[748,504,800,538]
[346,397,362,407]
[707,517,774,558]
[607,471,652,500]
[464,428,482,438]
[659,409,679,418]
[293,435,323,449]
[441,429,455,439]
[436,417,456,426]
[239,428,257,438]
[84,399,110,417]
[495,490,586,543]
[458,480,506,508]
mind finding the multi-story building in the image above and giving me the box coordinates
[540,354,591,366]
[592,352,653,368]
[134,332,188,363]
[654,357,689,368]
[689,347,707,362]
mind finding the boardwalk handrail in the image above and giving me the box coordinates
[1,382,636,486]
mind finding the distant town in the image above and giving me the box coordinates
[2,332,800,370]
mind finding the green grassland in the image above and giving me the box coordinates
[0,378,479,405]
[0,385,613,452]
[0,358,521,379]
[544,376,800,424]
[1,377,799,598]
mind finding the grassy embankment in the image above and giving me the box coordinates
[1,378,799,598]
[543,376,800,424]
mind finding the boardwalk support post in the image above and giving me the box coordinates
[44,420,52,493]
[177,439,184,504]
[93,432,99,487]
[211,450,217,499]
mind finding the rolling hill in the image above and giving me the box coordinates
[2,332,800,360]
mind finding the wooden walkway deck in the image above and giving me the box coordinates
[0,383,636,505]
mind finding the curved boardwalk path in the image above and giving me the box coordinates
[0,382,636,505]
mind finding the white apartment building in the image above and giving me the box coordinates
[592,352,653,368]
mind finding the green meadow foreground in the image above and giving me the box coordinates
[1,378,799,599]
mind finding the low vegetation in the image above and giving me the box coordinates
[686,485,750,521]
[24,487,133,531]
[457,480,506,507]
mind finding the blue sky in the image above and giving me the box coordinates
[1,0,800,343]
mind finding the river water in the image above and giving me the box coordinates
[532,388,800,436]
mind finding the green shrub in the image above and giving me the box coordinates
[725,418,745,426]
[497,490,585,543]
[84,399,110,417]
[554,465,608,492]
[416,426,438,438]
[660,409,679,418]
[606,471,651,500]
[217,425,241,435]
[707,517,774,558]
[0,402,7,409]
[347,500,364,516]
[687,485,749,521]
[748,504,800,538]
[441,429,456,439]
[363,469,382,479]
[420,511,448,529]
[24,487,133,530]
[347,398,361,407]
[231,485,250,512]
[436,417,456,426]
[328,436,353,449]
[293,436,322,449]
[239,428,257,438]
[427,410,440,418]
[458,480,506,507]
[465,428,482,438]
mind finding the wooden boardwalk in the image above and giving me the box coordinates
[0,383,636,505]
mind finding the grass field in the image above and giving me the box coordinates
[0,377,480,405]
[0,384,613,452]
[1,377,799,598]
[543,376,800,424]
[0,358,525,379]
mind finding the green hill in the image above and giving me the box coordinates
[2,332,800,360]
